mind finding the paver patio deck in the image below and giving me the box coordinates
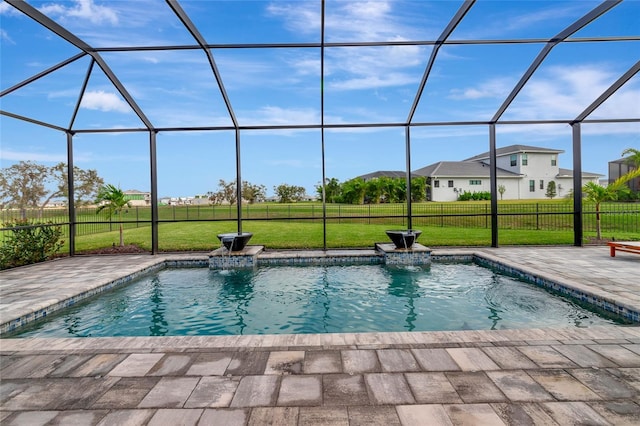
[1,246,639,425]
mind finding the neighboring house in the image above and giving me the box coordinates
[123,190,150,206]
[358,171,409,180]
[609,157,639,192]
[360,144,602,202]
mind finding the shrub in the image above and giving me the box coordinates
[457,191,491,201]
[0,219,64,270]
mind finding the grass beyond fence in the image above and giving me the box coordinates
[2,200,638,252]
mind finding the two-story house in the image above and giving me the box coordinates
[360,144,602,202]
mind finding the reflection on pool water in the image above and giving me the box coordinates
[10,263,626,337]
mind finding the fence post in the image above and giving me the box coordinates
[136,207,139,228]
[485,204,488,228]
[536,203,540,230]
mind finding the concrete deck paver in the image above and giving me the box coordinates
[481,346,540,370]
[277,375,322,406]
[365,373,415,405]
[445,371,508,403]
[589,401,640,426]
[411,348,460,371]
[516,345,578,369]
[198,408,248,426]
[396,404,453,426]
[95,409,155,426]
[486,370,554,402]
[298,406,349,425]
[587,344,640,367]
[2,247,640,423]
[569,368,638,399]
[185,352,232,376]
[405,372,462,404]
[247,407,298,426]
[265,350,305,375]
[490,402,560,425]
[342,349,380,374]
[444,403,507,425]
[229,375,279,407]
[303,350,342,374]
[528,369,603,401]
[377,349,421,372]
[137,377,200,408]
[551,344,619,368]
[446,347,500,371]
[146,408,203,426]
[91,377,160,409]
[541,401,610,425]
[347,406,401,426]
[148,354,192,376]
[48,409,110,425]
[323,374,370,406]
[107,353,163,377]
[184,376,240,408]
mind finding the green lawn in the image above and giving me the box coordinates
[69,220,618,253]
[4,199,638,253]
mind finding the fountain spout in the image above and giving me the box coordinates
[217,232,253,252]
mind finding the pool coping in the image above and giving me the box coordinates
[2,248,639,336]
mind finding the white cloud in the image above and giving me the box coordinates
[454,3,594,39]
[38,0,118,25]
[0,28,13,44]
[507,64,640,121]
[0,149,67,163]
[80,90,131,113]
[329,72,416,91]
[449,78,513,100]
[248,106,319,126]
[0,2,22,16]
[268,1,427,92]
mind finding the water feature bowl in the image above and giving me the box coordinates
[386,229,422,249]
[217,232,253,251]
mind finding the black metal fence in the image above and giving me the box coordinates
[1,202,639,241]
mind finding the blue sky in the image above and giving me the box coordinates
[1,0,639,199]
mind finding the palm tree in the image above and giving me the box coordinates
[95,184,131,247]
[622,148,640,168]
[582,168,640,240]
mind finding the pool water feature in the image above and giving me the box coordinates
[8,263,626,338]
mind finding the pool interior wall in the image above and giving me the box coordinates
[1,248,639,335]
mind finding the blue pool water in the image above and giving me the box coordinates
[10,263,624,337]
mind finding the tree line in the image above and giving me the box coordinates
[317,176,428,204]
[206,180,307,204]
[0,161,103,216]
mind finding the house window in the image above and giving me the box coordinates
[551,155,557,166]
[522,153,528,166]
[448,180,454,188]
[540,180,544,190]
[469,180,481,185]
[434,180,440,188]
[529,180,535,192]
[510,154,517,167]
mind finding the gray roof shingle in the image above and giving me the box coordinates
[464,144,564,161]
[413,161,521,178]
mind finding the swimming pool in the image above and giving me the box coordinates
[9,262,625,338]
